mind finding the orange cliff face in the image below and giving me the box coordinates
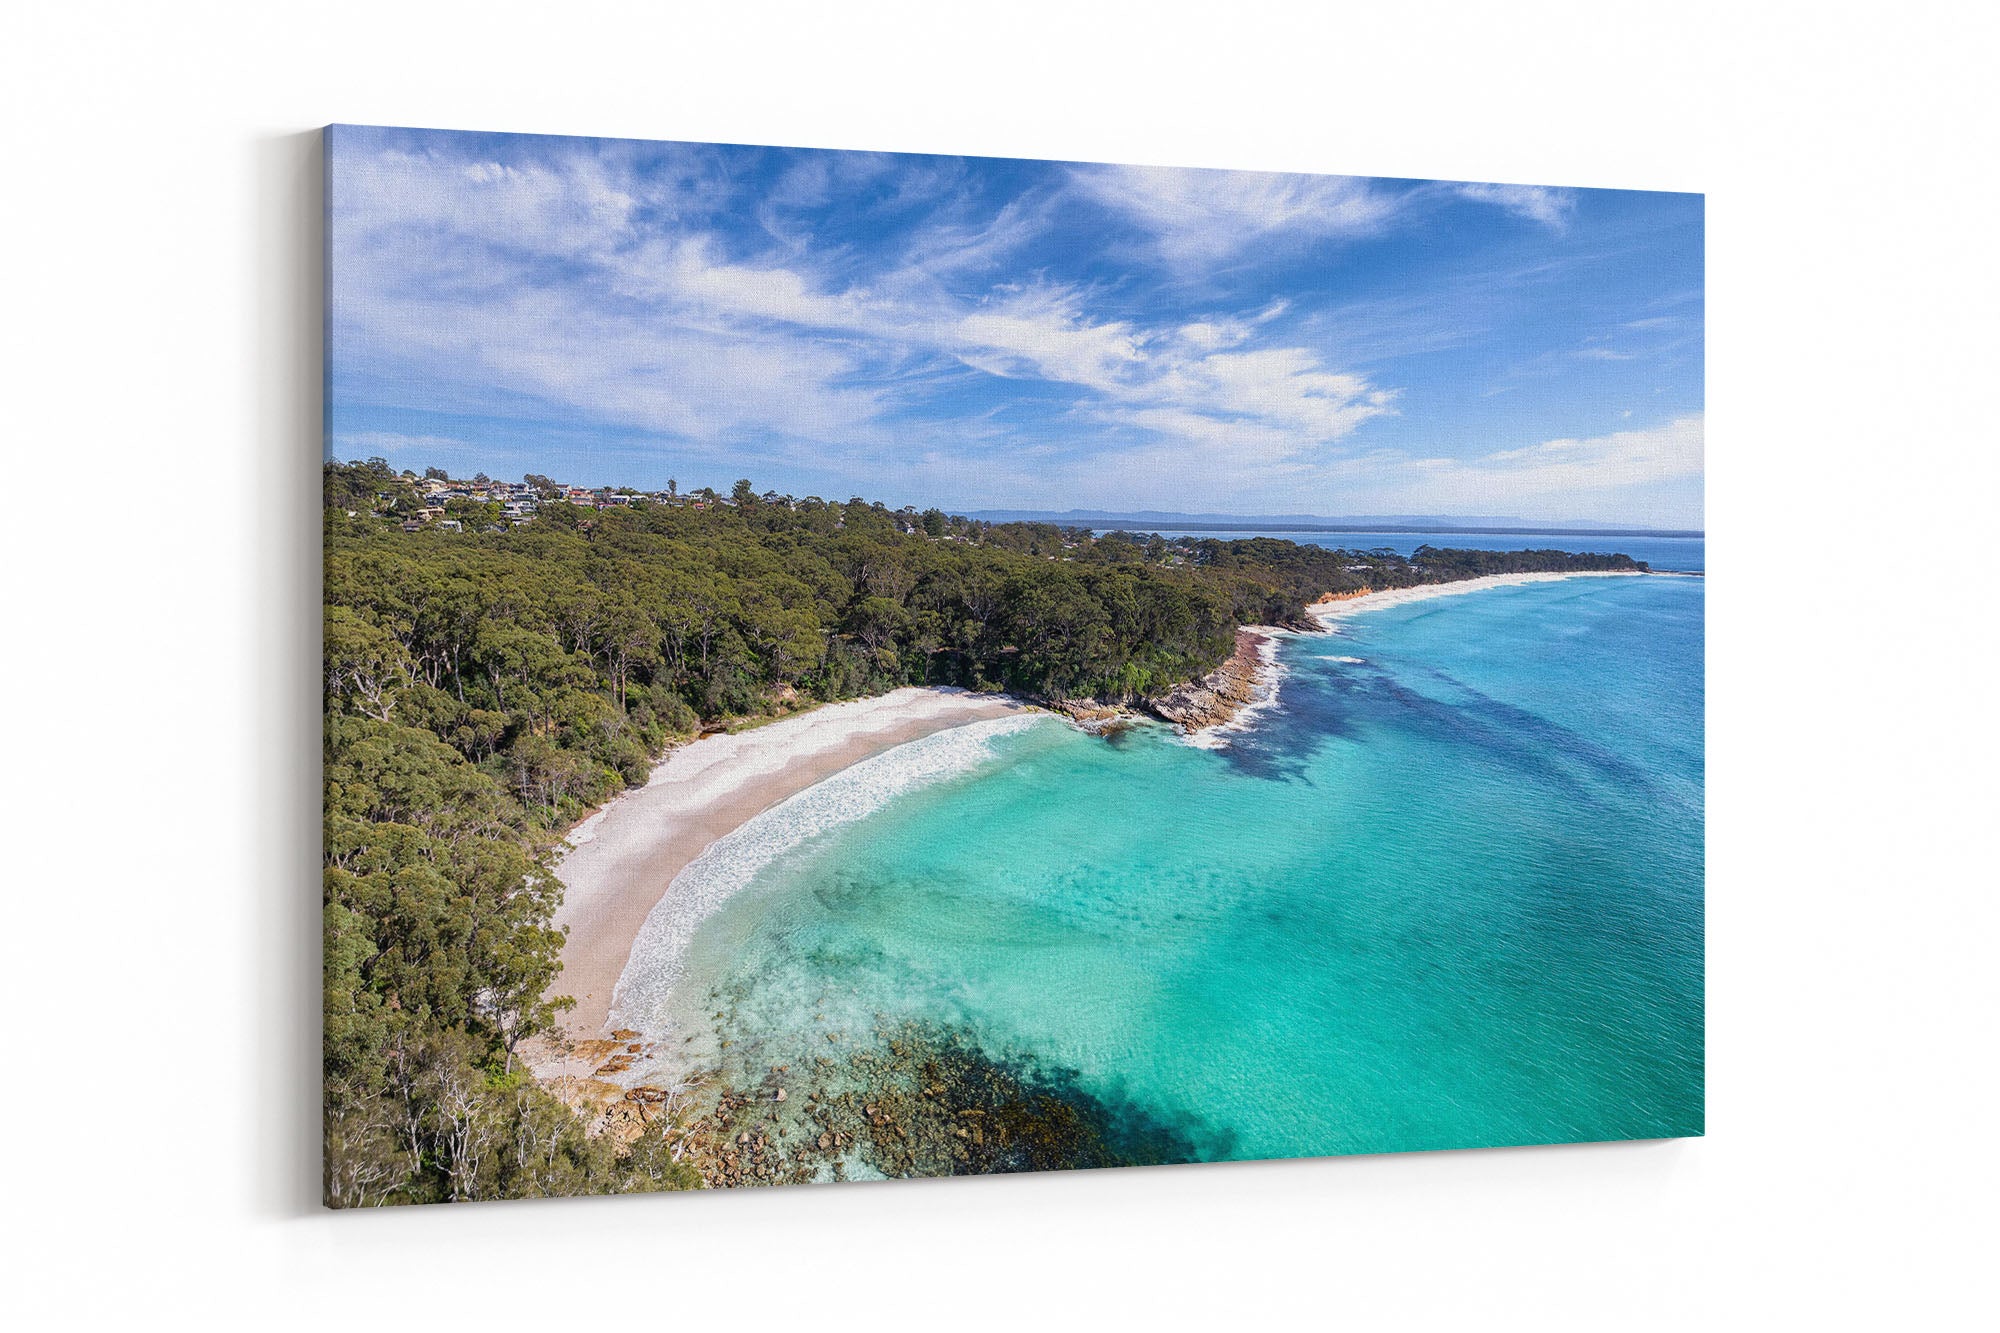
[1311,588,1374,605]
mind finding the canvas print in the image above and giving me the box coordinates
[322,124,1703,1206]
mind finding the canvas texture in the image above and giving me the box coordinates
[322,124,1704,1206]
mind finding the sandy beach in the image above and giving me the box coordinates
[539,572,1640,1056]
[1307,570,1645,625]
[544,687,1031,1047]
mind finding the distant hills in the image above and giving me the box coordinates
[964,509,1703,538]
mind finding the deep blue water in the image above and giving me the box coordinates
[620,574,1704,1169]
[1099,529,1706,572]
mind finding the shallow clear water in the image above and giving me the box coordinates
[626,574,1704,1163]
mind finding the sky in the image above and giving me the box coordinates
[327,125,1703,528]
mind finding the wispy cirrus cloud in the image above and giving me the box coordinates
[1363,414,1705,523]
[332,136,1402,486]
[327,126,1701,521]
[1069,162,1402,269]
[1454,181,1577,231]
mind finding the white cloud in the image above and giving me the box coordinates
[333,148,643,260]
[1071,162,1400,268]
[949,284,1146,390]
[1455,182,1577,231]
[1176,319,1252,352]
[1003,415,1702,523]
[1315,415,1706,524]
[892,189,1057,283]
[330,136,1693,522]
[333,138,1407,488]
[1472,414,1704,488]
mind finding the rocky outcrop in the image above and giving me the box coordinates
[1146,629,1271,733]
[1047,698,1129,728]
[528,1031,688,1149]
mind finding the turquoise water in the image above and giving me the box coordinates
[628,574,1703,1165]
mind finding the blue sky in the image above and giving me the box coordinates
[328,125,1702,526]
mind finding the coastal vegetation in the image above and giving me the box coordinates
[321,457,1646,1203]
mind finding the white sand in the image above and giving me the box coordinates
[1307,570,1645,625]
[545,687,1031,1044]
[541,573,1642,1050]
[1180,574,1648,748]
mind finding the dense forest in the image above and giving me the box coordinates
[321,457,1645,1205]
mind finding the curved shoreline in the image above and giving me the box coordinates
[1164,573,1654,742]
[533,572,1653,1079]
[538,687,1032,1052]
[1306,569,1648,626]
[608,711,1052,1054]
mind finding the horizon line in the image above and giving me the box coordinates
[328,459,1702,537]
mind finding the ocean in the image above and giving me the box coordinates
[615,573,1704,1171]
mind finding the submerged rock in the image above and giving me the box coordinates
[683,1019,1217,1188]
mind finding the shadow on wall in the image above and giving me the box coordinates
[251,127,325,1218]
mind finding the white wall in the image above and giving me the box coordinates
[4,2,1992,1325]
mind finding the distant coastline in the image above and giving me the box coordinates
[1305,569,1651,622]
[966,508,1702,540]
[1082,569,1664,740]
[1109,523,1704,539]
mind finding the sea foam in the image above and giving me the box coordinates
[608,713,1052,1035]
[1176,629,1292,750]
[1307,571,1642,626]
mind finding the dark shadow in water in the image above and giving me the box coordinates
[689,1019,1234,1188]
[1391,664,1662,800]
[1211,721,1316,783]
[1245,648,1662,807]
[1209,660,1370,782]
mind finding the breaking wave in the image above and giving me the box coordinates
[1175,631,1291,750]
[608,713,1052,1034]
